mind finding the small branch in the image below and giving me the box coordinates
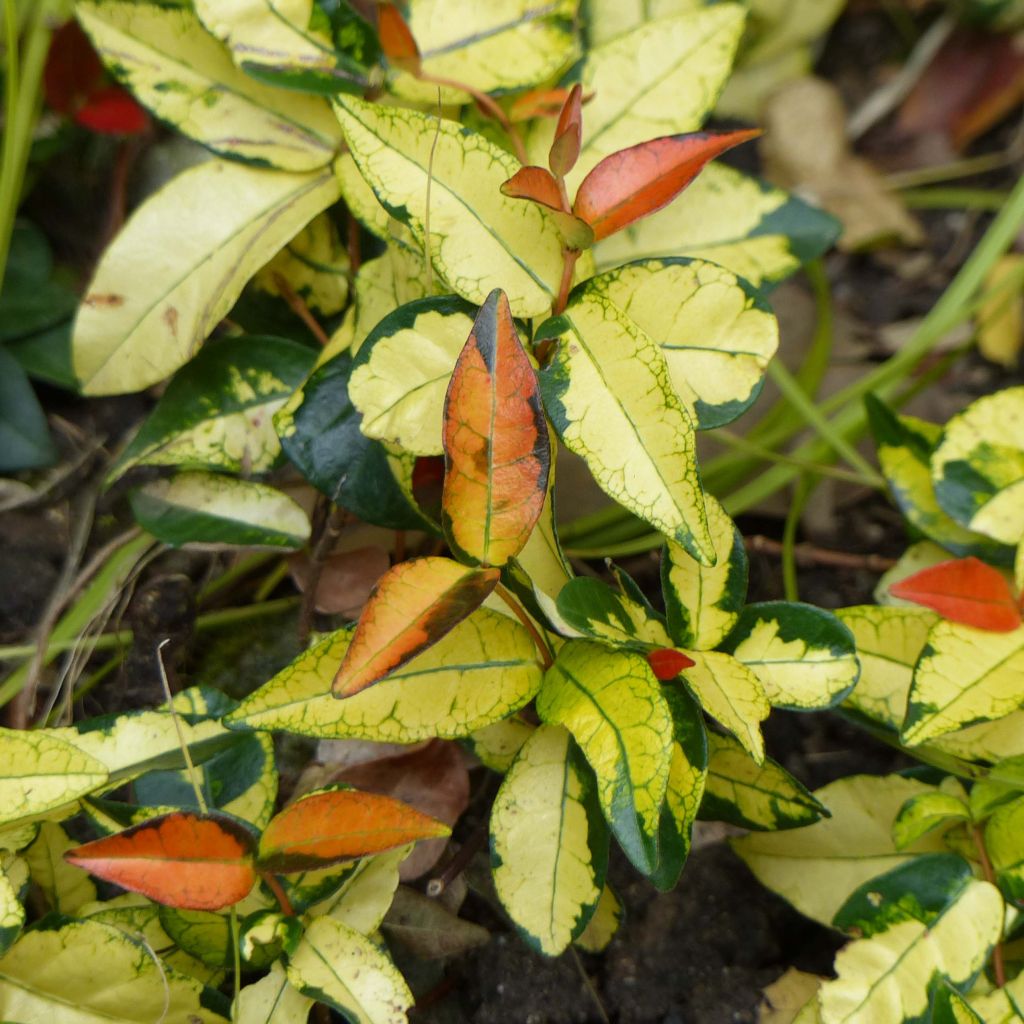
[260,871,295,917]
[271,271,331,347]
[297,501,349,648]
[426,824,489,898]
[971,824,1007,988]
[346,209,362,274]
[744,535,898,573]
[554,248,580,317]
[494,583,554,669]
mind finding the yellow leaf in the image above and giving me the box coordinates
[350,242,434,355]
[985,796,1024,905]
[574,884,622,954]
[334,95,564,318]
[759,969,824,1024]
[0,854,26,955]
[891,783,969,850]
[584,0,705,47]
[24,822,97,915]
[312,847,409,936]
[73,159,341,394]
[468,716,535,773]
[76,1,340,171]
[491,725,606,955]
[977,254,1024,369]
[236,962,313,1024]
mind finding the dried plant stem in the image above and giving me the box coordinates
[271,271,331,347]
[745,535,898,573]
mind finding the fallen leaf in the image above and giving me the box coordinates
[288,546,391,618]
[382,885,489,958]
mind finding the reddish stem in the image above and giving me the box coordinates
[260,870,295,917]
[554,248,580,317]
[972,824,1006,988]
[494,583,554,669]
[271,272,331,347]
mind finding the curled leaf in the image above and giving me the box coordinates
[549,83,583,177]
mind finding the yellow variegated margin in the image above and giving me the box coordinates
[285,916,412,1024]
[24,823,96,916]
[0,854,26,955]
[349,300,476,455]
[389,0,578,104]
[516,477,573,609]
[334,96,564,318]
[579,259,779,430]
[902,620,1024,746]
[972,973,1024,1023]
[820,878,1003,1024]
[663,494,747,650]
[350,243,433,354]
[73,159,341,394]
[236,962,313,1024]
[891,783,970,850]
[535,5,745,189]
[593,163,834,290]
[195,0,335,72]
[732,775,951,926]
[491,725,606,956]
[679,650,768,762]
[311,847,408,935]
[932,386,1024,546]
[226,608,542,742]
[76,2,341,172]
[574,884,622,954]
[0,917,230,1023]
[986,796,1024,905]
[539,280,713,564]
[536,642,673,874]
[468,717,535,774]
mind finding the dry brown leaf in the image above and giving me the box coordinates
[288,545,390,618]
[382,886,489,959]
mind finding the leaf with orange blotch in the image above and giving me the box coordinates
[64,811,257,911]
[573,129,760,242]
[501,169,594,250]
[441,289,551,568]
[258,787,450,873]
[889,557,1022,633]
[332,556,500,697]
[647,649,696,681]
[378,4,420,72]
[549,83,583,178]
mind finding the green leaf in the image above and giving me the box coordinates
[555,576,672,647]
[720,602,859,711]
[537,281,713,565]
[276,348,433,530]
[130,472,311,548]
[678,650,769,761]
[931,385,1024,546]
[334,95,564,318]
[732,774,954,927]
[348,296,478,456]
[110,336,314,482]
[986,794,1024,905]
[700,732,827,831]
[663,494,748,651]
[491,724,608,955]
[226,607,543,742]
[159,907,233,968]
[0,916,230,1023]
[594,164,840,290]
[866,395,1011,563]
[536,641,673,876]
[24,823,97,915]
[0,855,26,957]
[0,346,56,472]
[73,158,341,394]
[891,784,970,850]
[902,620,1024,746]
[235,962,313,1024]
[285,916,413,1024]
[930,981,985,1024]
[76,1,342,170]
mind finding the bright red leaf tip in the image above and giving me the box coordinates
[573,129,761,241]
[75,86,149,135]
[378,4,421,72]
[647,648,696,680]
[549,83,583,177]
[889,556,1022,632]
[65,812,258,911]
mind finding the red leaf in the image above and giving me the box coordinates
[573,129,760,241]
[549,83,583,177]
[889,557,1022,632]
[258,788,451,872]
[647,648,696,681]
[378,4,420,72]
[74,86,149,135]
[501,166,564,212]
[65,812,257,911]
[44,20,104,115]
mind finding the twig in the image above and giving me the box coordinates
[426,825,489,898]
[745,535,898,573]
[271,271,331,347]
[554,248,580,316]
[971,824,1007,988]
[297,502,349,648]
[494,583,554,669]
[156,638,208,814]
[570,948,610,1024]
[260,870,295,916]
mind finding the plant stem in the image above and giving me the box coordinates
[554,248,579,316]
[260,871,295,917]
[971,824,1007,988]
[781,476,812,602]
[745,535,897,573]
[271,271,331,347]
[494,582,554,669]
[901,187,1009,212]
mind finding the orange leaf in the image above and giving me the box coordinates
[889,557,1022,632]
[65,812,257,911]
[441,289,551,567]
[332,556,500,697]
[258,788,451,872]
[501,166,564,211]
[378,4,420,72]
[647,648,696,681]
[509,87,577,122]
[549,83,583,177]
[573,129,760,242]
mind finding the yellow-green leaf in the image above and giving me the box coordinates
[891,781,970,850]
[902,620,1024,746]
[226,607,543,741]
[349,296,476,455]
[663,494,747,650]
[73,159,341,394]
[820,877,1003,1024]
[515,476,573,610]
[574,884,622,954]
[538,276,713,564]
[732,774,951,927]
[76,2,341,171]
[491,724,607,955]
[467,716,535,773]
[536,641,672,875]
[0,916,230,1023]
[932,386,1024,546]
[986,795,1024,904]
[24,822,97,915]
[701,732,827,831]
[0,854,26,956]
[236,962,313,1024]
[285,916,412,1024]
[593,163,840,290]
[971,973,1024,1024]
[679,650,768,762]
[555,576,672,647]
[720,602,859,711]
[350,242,434,355]
[311,846,408,935]
[334,95,564,318]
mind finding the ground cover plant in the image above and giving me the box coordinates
[3,0,1024,1022]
